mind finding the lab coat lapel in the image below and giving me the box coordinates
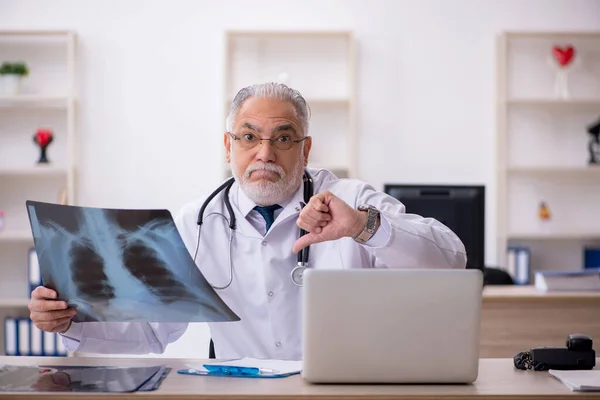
[228,181,263,239]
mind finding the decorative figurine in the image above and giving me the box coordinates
[538,202,551,221]
[33,128,54,164]
[549,44,577,99]
[588,117,600,165]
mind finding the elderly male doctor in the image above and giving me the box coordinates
[29,82,467,361]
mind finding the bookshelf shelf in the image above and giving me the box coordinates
[0,298,29,308]
[0,95,71,108]
[0,231,33,242]
[506,166,600,175]
[508,232,600,240]
[225,97,350,106]
[0,166,69,177]
[506,98,600,107]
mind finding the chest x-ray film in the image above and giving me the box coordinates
[25,200,239,323]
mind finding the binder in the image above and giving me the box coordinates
[2,317,66,357]
[4,318,17,356]
[17,318,30,356]
[28,247,41,295]
[584,247,600,269]
[30,322,43,356]
[56,334,67,356]
[506,248,516,280]
[507,246,530,285]
[43,330,56,356]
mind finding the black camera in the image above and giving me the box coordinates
[514,334,596,371]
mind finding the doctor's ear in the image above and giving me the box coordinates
[303,136,312,165]
[224,132,231,163]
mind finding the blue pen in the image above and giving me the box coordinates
[203,365,278,375]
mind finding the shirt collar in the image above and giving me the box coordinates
[236,182,303,218]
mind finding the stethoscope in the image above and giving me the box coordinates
[193,169,313,288]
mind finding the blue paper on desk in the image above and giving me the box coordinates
[178,358,302,379]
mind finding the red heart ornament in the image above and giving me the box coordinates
[35,129,53,147]
[552,45,575,67]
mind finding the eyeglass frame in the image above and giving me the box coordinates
[227,131,310,151]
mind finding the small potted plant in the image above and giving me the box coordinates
[0,62,29,96]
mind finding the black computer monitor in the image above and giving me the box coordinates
[383,184,485,271]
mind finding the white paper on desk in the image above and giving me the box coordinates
[549,369,600,391]
[188,358,302,374]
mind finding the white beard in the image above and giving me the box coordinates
[230,149,305,206]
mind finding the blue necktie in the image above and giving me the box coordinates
[254,205,282,231]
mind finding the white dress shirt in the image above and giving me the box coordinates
[59,167,466,360]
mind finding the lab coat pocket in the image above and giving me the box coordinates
[310,240,346,271]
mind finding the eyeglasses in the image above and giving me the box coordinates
[227,132,310,151]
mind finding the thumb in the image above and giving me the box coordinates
[293,232,320,254]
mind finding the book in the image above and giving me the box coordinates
[549,369,600,392]
[534,268,600,292]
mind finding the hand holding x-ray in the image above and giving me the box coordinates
[29,286,77,333]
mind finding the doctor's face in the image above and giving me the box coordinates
[225,97,312,206]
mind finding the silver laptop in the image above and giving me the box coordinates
[301,268,483,384]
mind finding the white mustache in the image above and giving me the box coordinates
[244,163,285,180]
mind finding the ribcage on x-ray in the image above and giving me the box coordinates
[122,241,198,303]
[68,235,198,306]
[70,241,116,300]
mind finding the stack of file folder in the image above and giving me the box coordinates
[3,248,67,357]
[4,317,67,357]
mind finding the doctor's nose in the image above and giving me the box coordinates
[255,140,277,162]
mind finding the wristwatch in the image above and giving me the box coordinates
[353,205,380,244]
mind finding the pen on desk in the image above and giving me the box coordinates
[203,365,279,375]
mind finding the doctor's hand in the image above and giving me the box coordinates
[29,286,77,334]
[293,190,367,254]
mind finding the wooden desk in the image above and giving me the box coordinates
[481,286,600,358]
[0,356,598,399]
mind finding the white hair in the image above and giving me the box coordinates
[225,82,311,135]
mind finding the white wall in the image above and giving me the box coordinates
[2,0,599,358]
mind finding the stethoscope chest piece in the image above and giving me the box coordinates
[291,264,307,287]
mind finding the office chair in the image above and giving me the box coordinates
[483,266,514,285]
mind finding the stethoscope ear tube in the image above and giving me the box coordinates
[197,177,235,226]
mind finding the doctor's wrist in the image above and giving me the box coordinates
[57,320,72,334]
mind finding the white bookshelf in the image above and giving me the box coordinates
[0,30,77,355]
[0,95,70,108]
[496,31,600,280]
[223,30,356,179]
[0,299,30,308]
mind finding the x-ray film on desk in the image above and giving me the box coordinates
[25,200,239,323]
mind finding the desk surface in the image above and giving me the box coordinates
[0,356,598,399]
[482,285,600,301]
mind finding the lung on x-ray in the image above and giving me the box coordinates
[25,200,239,323]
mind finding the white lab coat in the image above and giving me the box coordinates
[59,167,466,360]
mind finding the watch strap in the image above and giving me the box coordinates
[354,205,380,244]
